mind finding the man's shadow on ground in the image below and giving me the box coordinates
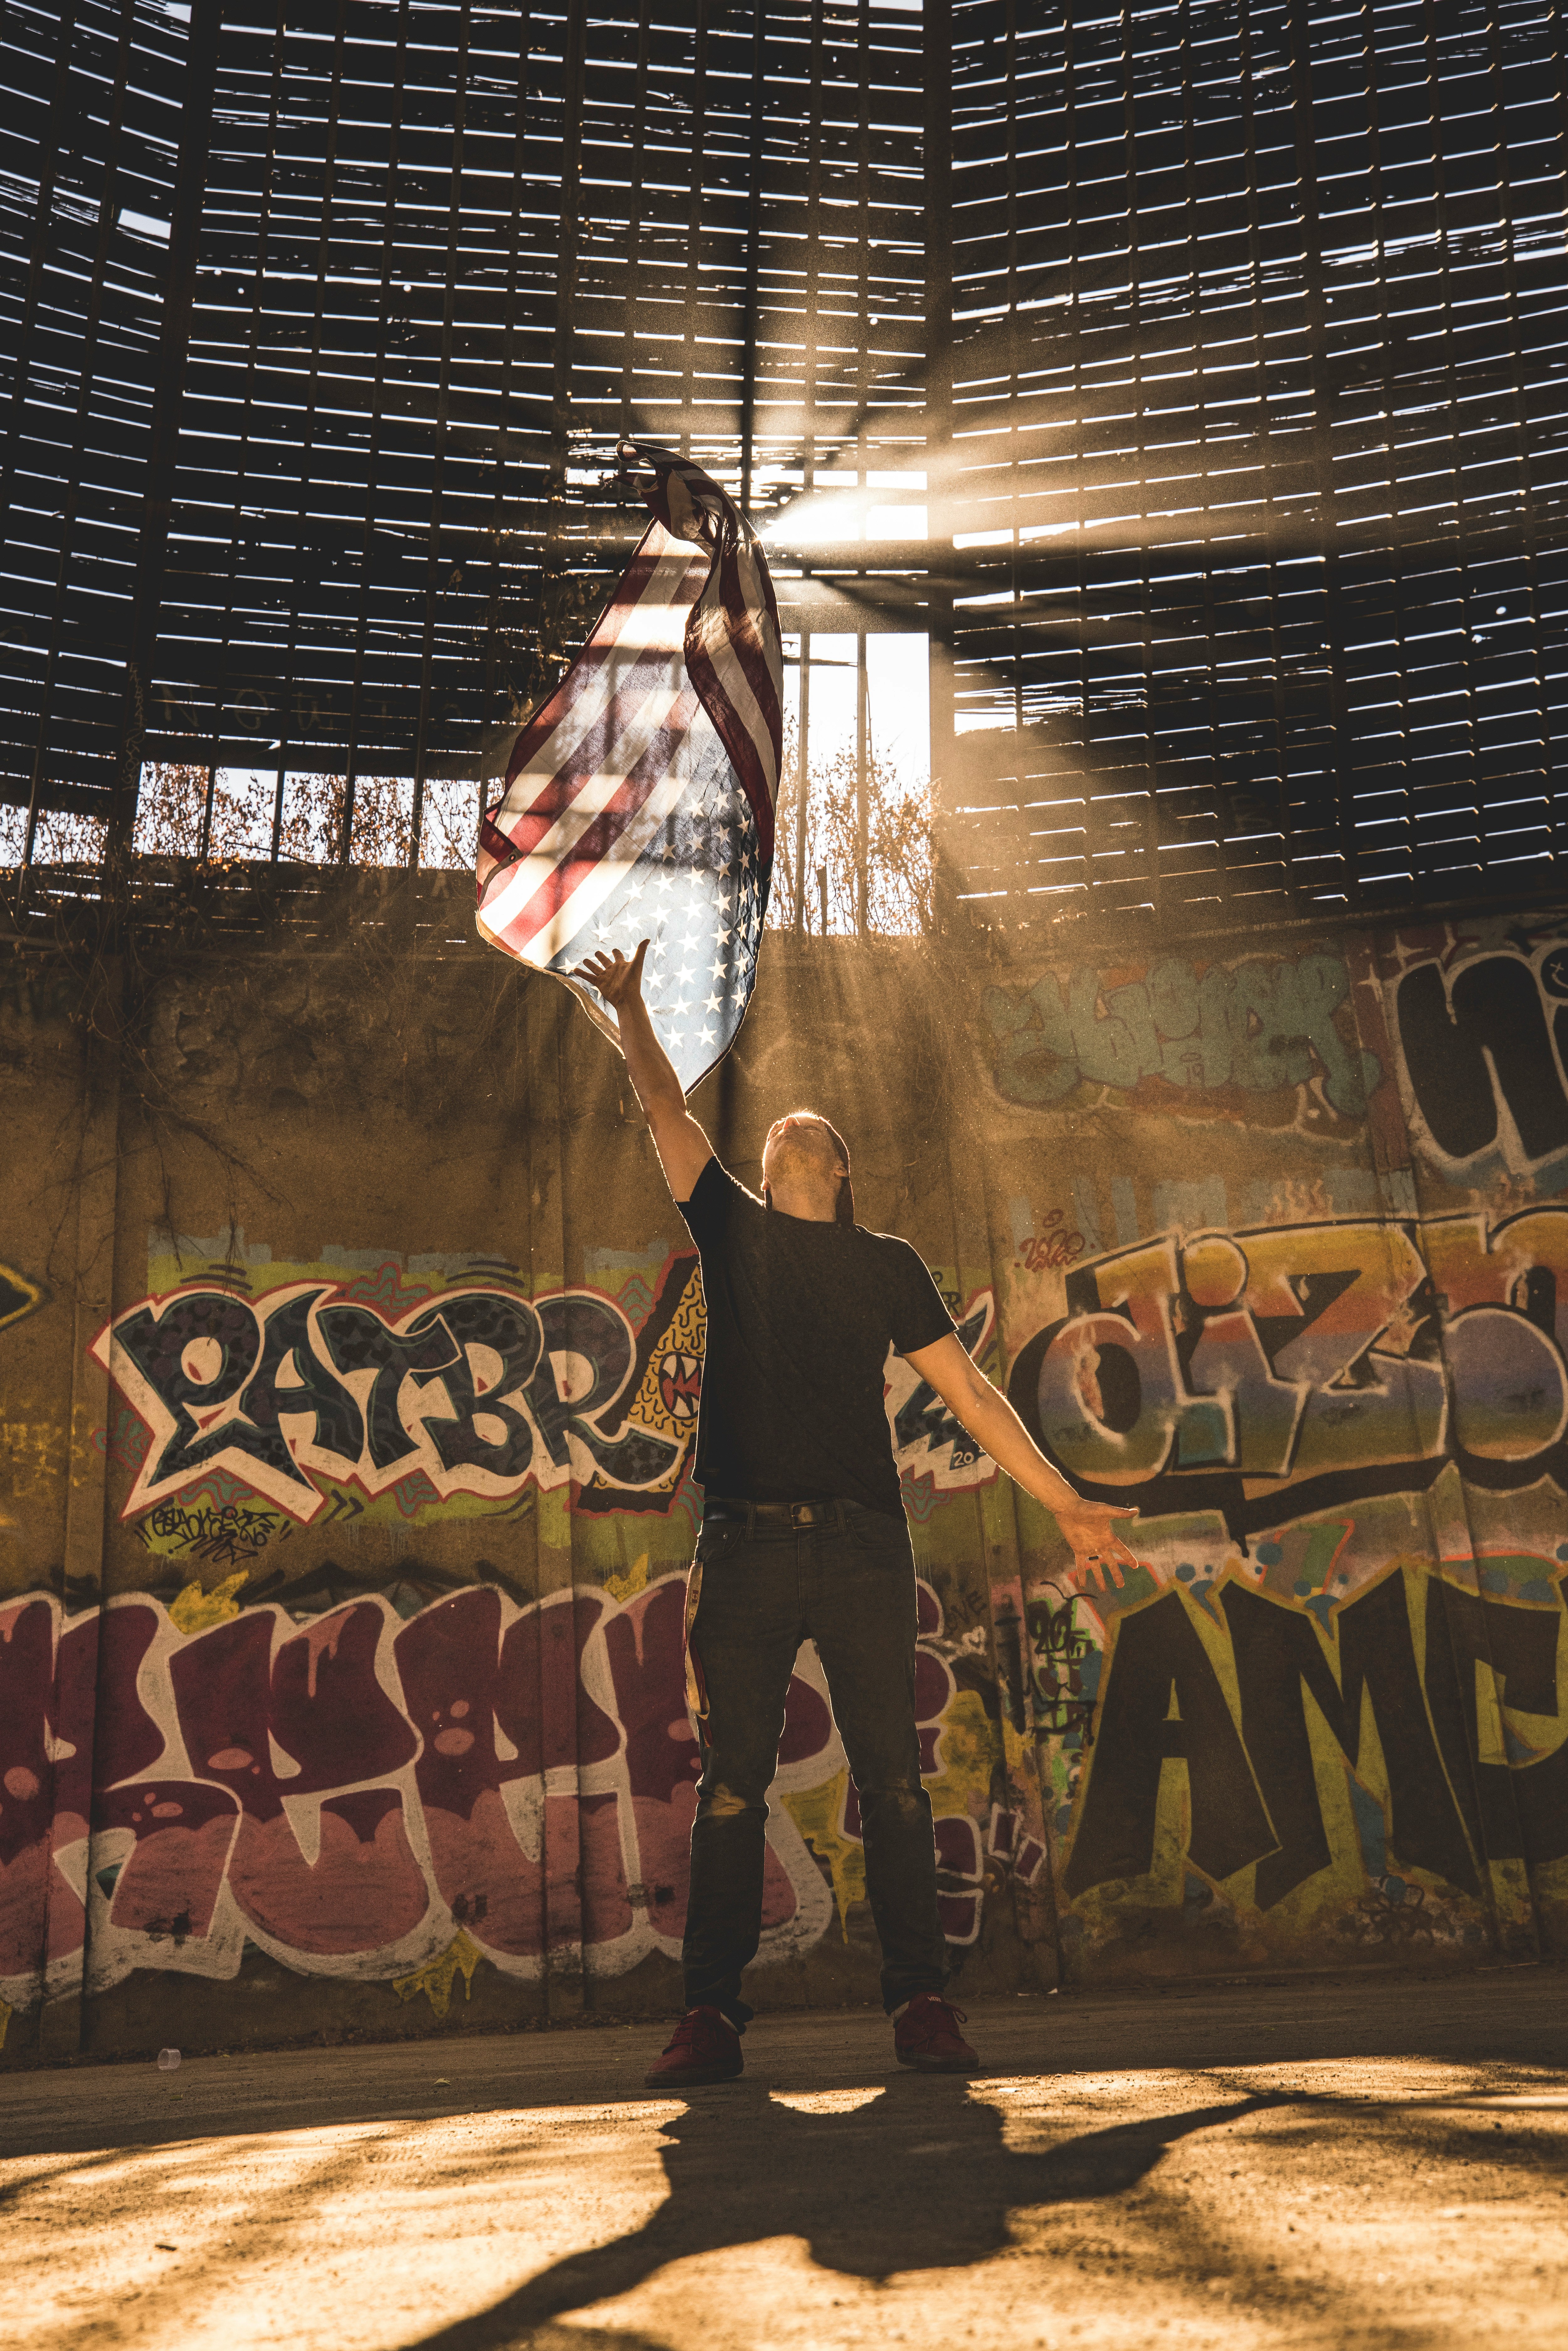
[398,2078,1291,2351]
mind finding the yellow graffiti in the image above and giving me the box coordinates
[605,1551,651,1605]
[783,1770,866,1939]
[0,1415,65,1506]
[167,1571,250,1634]
[0,1263,45,1335]
[628,1261,705,1462]
[923,1689,998,1820]
[392,1928,483,2020]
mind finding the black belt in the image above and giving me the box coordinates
[702,1496,848,1531]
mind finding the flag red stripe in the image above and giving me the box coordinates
[489,659,689,863]
[684,635,774,865]
[716,539,783,764]
[496,536,706,798]
[489,686,702,955]
[715,538,780,785]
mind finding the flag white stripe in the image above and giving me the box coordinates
[506,754,696,964]
[532,706,733,963]
[699,615,778,794]
[476,676,688,940]
[487,544,701,841]
[593,558,704,649]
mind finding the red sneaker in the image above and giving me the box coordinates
[644,2005,744,2089]
[893,1994,980,2074]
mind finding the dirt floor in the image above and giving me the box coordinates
[3,1969,1566,2351]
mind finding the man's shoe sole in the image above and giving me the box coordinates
[895,2047,979,2073]
[643,2061,743,2088]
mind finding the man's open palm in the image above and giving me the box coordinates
[574,938,650,1012]
[1052,1498,1141,1579]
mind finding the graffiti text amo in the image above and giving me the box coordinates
[984,952,1380,1120]
[1067,1564,1568,1918]
[1008,1209,1568,1538]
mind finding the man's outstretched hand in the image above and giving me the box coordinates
[569,938,714,1199]
[574,938,650,1015]
[901,1332,1147,1582]
[1051,1497,1142,1581]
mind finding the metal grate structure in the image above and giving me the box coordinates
[941,0,1568,931]
[2,0,1566,934]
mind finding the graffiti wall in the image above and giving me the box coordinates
[2,910,1567,2057]
[1,1568,1014,2020]
[988,919,1568,1980]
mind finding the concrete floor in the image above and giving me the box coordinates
[3,1971,1566,2351]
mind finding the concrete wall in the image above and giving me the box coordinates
[3,901,1566,2062]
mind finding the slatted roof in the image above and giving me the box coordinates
[2,0,1565,933]
[941,0,1568,931]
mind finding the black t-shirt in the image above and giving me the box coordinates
[676,1156,956,1516]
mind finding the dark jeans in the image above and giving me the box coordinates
[682,1498,948,2028]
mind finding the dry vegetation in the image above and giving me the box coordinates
[0,765,479,871]
[5,740,934,937]
[767,721,934,937]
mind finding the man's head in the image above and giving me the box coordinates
[761,1111,855,1226]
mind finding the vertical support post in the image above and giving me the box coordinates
[527,976,590,2019]
[546,0,589,561]
[738,0,766,513]
[923,0,956,917]
[44,973,122,2056]
[0,0,80,530]
[855,631,869,935]
[794,632,811,930]
[1284,3,1359,909]
[108,0,221,873]
[409,0,474,875]
[343,0,414,863]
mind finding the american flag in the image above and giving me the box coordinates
[475,442,782,1090]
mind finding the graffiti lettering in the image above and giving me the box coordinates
[96,1274,693,1524]
[1024,1591,1096,1737]
[1066,1566,1568,1913]
[1008,1209,1568,1537]
[985,953,1380,1118]
[1396,945,1568,1176]
[140,1501,284,1567]
[0,1574,995,2009]
[887,1292,999,1488]
[97,1260,1001,1525]
[0,1261,46,1336]
[1017,1211,1085,1273]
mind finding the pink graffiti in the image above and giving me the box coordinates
[0,1570,989,2008]
[0,1599,96,1982]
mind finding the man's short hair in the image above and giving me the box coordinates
[762,1112,855,1224]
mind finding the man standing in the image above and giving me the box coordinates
[577,940,1139,2087]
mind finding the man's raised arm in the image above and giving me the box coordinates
[904,1331,1141,1577]
[573,940,714,1202]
